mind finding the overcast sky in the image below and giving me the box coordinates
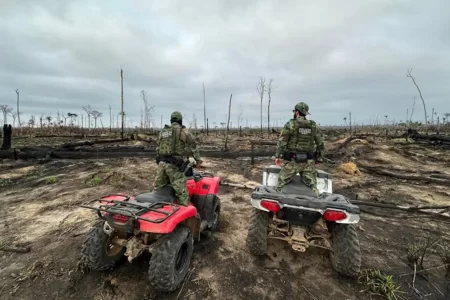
[1,0,449,128]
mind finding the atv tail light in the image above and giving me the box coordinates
[112,214,129,223]
[323,210,347,221]
[261,200,280,213]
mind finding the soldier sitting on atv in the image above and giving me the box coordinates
[274,102,325,196]
[152,111,203,206]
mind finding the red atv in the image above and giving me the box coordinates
[79,162,221,292]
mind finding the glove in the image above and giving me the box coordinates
[275,158,282,166]
[188,157,197,166]
[314,151,323,164]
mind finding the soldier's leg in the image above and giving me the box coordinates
[166,165,189,206]
[152,162,169,191]
[299,160,319,196]
[276,161,299,191]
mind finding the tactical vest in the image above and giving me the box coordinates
[286,118,316,152]
[157,124,185,156]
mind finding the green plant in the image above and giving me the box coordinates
[86,175,102,187]
[0,178,13,187]
[44,176,58,184]
[438,243,450,278]
[407,235,440,270]
[358,269,403,300]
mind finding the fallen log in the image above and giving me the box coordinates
[19,145,154,153]
[0,245,31,253]
[63,146,151,152]
[0,149,275,160]
[59,138,130,149]
[358,164,450,186]
[408,131,450,143]
[332,136,367,154]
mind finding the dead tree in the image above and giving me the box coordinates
[237,104,243,130]
[0,105,13,125]
[9,110,16,127]
[109,105,112,132]
[28,116,35,128]
[406,69,428,127]
[203,82,207,131]
[141,89,154,131]
[256,77,266,134]
[15,89,21,128]
[349,112,352,135]
[91,110,102,128]
[82,105,93,129]
[267,78,274,133]
[39,114,45,128]
[121,68,124,139]
[224,94,232,150]
[1,124,12,150]
[192,113,198,135]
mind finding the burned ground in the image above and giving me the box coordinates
[1,136,450,300]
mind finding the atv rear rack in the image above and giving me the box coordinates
[81,193,181,228]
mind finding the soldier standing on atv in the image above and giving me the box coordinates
[153,111,203,206]
[274,102,325,195]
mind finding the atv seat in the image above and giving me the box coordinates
[134,185,177,204]
[281,175,317,197]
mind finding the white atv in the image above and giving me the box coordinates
[246,165,361,277]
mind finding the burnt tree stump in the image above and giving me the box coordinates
[1,124,12,150]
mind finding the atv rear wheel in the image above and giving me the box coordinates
[329,223,361,277]
[80,220,127,271]
[246,207,269,255]
[148,225,194,292]
[209,197,221,231]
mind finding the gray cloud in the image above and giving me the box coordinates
[1,0,449,128]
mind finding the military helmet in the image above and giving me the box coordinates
[170,111,183,122]
[294,102,310,115]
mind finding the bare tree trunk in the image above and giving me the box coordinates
[437,116,440,135]
[349,112,352,136]
[203,82,206,131]
[121,68,124,140]
[206,118,209,136]
[406,69,428,131]
[224,94,232,150]
[15,89,20,129]
[109,105,112,132]
[267,79,273,134]
[257,77,266,134]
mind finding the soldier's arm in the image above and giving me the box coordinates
[155,131,162,155]
[183,129,203,163]
[275,121,291,158]
[313,122,325,156]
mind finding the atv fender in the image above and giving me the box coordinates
[138,204,197,234]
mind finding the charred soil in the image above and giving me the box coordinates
[1,136,450,300]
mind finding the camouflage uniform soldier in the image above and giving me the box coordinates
[152,111,203,206]
[274,102,325,196]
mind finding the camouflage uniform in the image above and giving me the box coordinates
[152,111,202,206]
[275,102,325,196]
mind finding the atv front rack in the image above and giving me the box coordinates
[81,193,181,232]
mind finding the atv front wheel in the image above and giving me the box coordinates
[80,220,127,271]
[329,223,361,277]
[246,207,269,255]
[148,226,194,292]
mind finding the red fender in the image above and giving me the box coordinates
[138,204,197,234]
